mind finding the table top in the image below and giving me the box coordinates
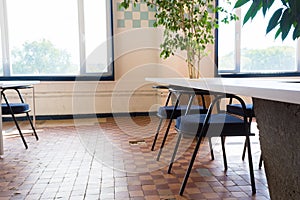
[0,81,40,89]
[146,78,300,105]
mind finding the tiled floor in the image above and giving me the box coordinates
[0,116,270,200]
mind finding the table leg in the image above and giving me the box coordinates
[32,86,36,128]
[253,98,300,200]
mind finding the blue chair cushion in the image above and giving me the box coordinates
[2,103,30,115]
[175,114,250,137]
[227,104,255,117]
[157,105,208,119]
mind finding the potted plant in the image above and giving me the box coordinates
[234,0,300,40]
[120,0,237,79]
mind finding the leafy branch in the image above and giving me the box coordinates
[234,0,300,40]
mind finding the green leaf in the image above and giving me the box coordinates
[289,0,300,17]
[119,2,129,9]
[266,8,283,34]
[262,2,267,16]
[280,9,293,40]
[267,0,275,7]
[292,23,300,40]
[262,0,275,16]
[243,1,262,24]
[243,7,253,24]
[234,0,250,8]
[275,27,282,39]
[280,0,287,6]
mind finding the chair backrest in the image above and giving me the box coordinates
[153,84,211,107]
[199,93,250,138]
[168,87,210,111]
[152,85,173,107]
[2,88,26,104]
[153,85,213,121]
[227,97,255,118]
[1,86,32,115]
[2,85,33,103]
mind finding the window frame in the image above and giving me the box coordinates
[215,0,300,78]
[0,0,114,81]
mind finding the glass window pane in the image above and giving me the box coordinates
[240,2,296,73]
[84,0,109,73]
[0,28,3,76]
[218,0,236,71]
[7,0,80,76]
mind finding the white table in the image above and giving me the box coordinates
[0,81,40,155]
[146,77,300,104]
[146,77,300,200]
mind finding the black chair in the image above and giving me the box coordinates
[153,86,210,163]
[227,102,263,169]
[1,86,38,149]
[169,93,256,195]
[151,85,208,152]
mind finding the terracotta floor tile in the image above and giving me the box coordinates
[144,195,161,200]
[143,189,159,196]
[202,192,220,198]
[0,117,270,199]
[129,190,144,197]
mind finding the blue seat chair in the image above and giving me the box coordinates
[1,86,38,149]
[151,85,209,152]
[169,93,256,195]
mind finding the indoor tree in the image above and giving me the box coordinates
[120,0,237,78]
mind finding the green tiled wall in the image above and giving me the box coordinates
[116,1,156,29]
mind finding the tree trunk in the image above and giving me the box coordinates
[187,52,200,79]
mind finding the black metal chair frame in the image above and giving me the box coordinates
[151,85,208,150]
[227,101,263,169]
[154,87,210,161]
[151,85,172,151]
[170,93,256,195]
[1,86,38,149]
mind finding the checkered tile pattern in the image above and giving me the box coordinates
[116,1,156,28]
[0,117,270,199]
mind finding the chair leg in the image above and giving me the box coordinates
[11,114,28,149]
[245,136,256,194]
[157,118,173,161]
[243,118,253,160]
[221,136,228,171]
[151,118,164,151]
[168,133,182,174]
[259,153,263,169]
[208,137,214,160]
[26,113,38,140]
[179,135,203,195]
[157,97,180,161]
[242,138,247,160]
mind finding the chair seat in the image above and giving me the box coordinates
[227,104,255,117]
[2,103,30,115]
[157,105,207,119]
[176,114,250,137]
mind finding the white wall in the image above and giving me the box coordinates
[28,1,217,116]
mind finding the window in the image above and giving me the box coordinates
[0,0,114,81]
[217,0,300,76]
[0,20,2,76]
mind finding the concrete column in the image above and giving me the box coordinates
[253,98,300,200]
